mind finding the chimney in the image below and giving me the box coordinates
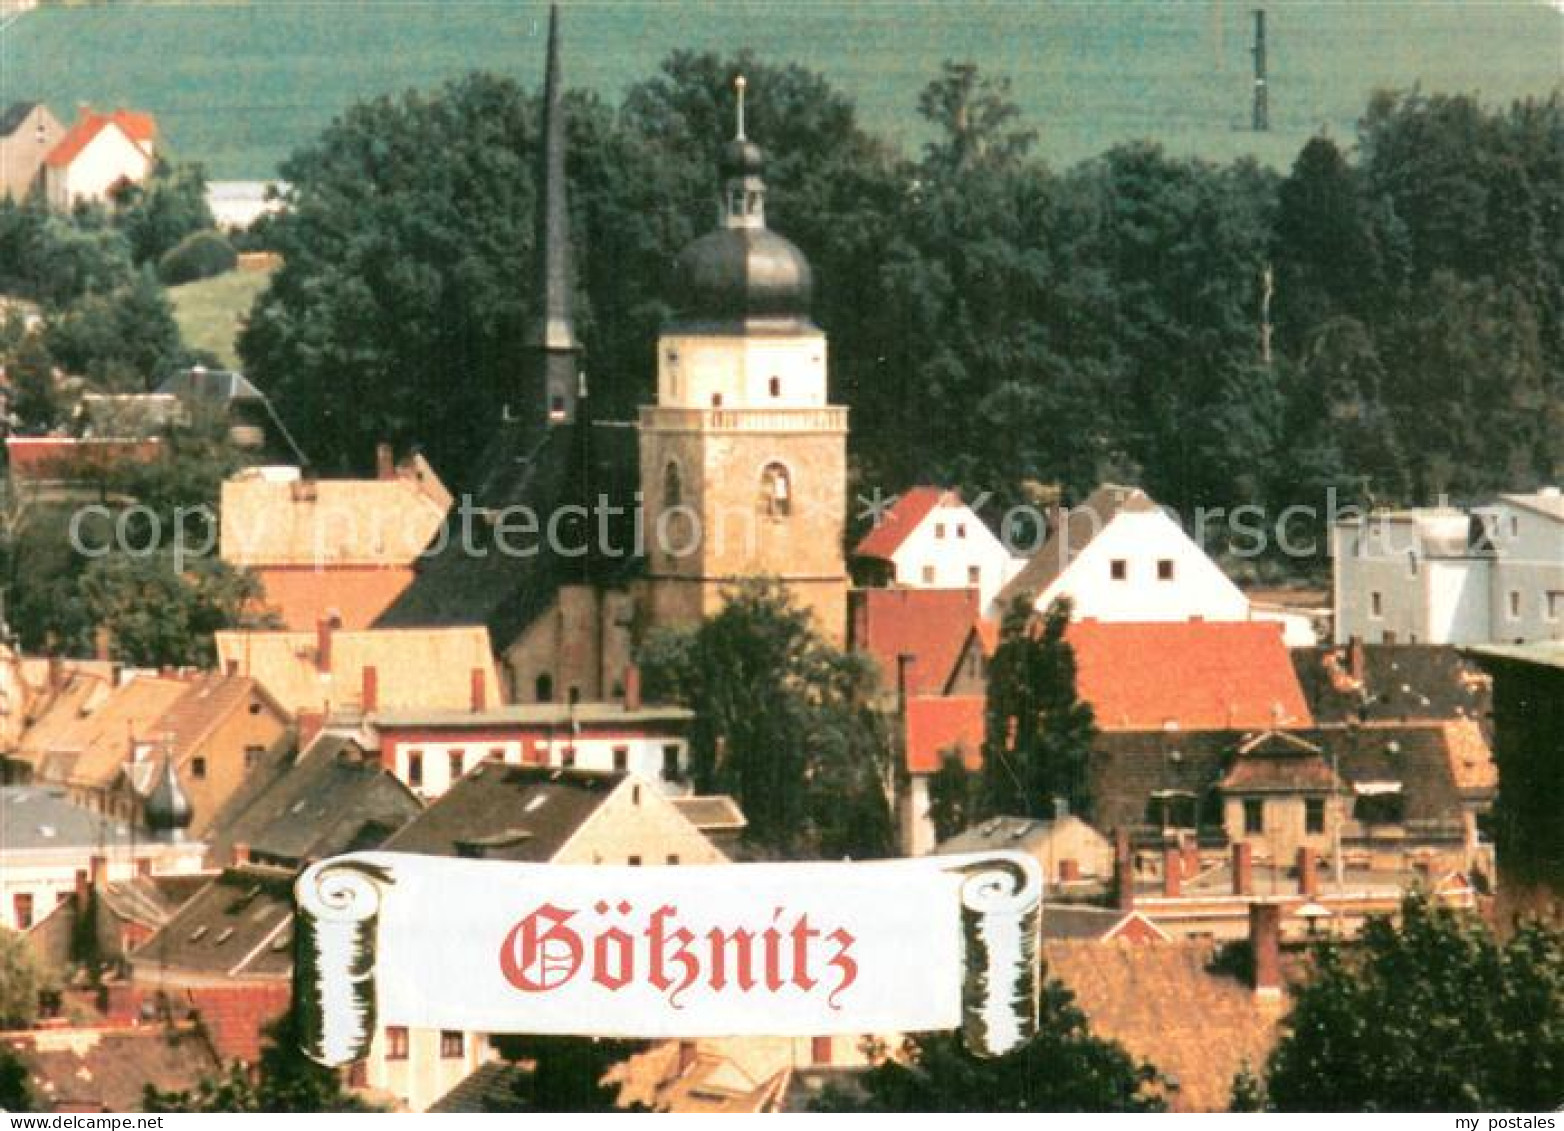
[47,654,63,694]
[233,843,250,866]
[1347,635,1366,681]
[623,665,642,712]
[316,616,335,673]
[361,666,379,713]
[376,442,395,481]
[470,668,487,713]
[1058,858,1080,884]
[1297,846,1319,897]
[94,626,112,662]
[1114,829,1135,911]
[677,1040,698,1074]
[1181,834,1200,881]
[1232,841,1253,896]
[89,854,106,886]
[298,710,325,750]
[1162,846,1182,898]
[74,868,89,907]
[1249,902,1282,998]
[225,659,239,677]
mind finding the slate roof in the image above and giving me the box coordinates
[0,785,141,851]
[1040,904,1168,942]
[1071,620,1312,731]
[429,1061,530,1112]
[155,367,265,404]
[997,483,1156,608]
[852,486,946,560]
[8,1025,220,1113]
[850,586,981,697]
[1044,939,1282,1113]
[382,763,624,862]
[131,864,295,979]
[1088,729,1246,834]
[205,733,422,868]
[1291,644,1492,725]
[0,101,40,138]
[375,421,641,653]
[1220,732,1344,794]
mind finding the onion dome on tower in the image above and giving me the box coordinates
[144,753,193,836]
[671,76,815,332]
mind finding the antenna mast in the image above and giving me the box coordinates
[1251,9,1270,132]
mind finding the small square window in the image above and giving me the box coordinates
[612,746,629,773]
[1110,559,1128,581]
[666,854,680,865]
[440,1031,464,1059]
[448,750,464,782]
[1548,592,1564,622]
[1370,592,1383,618]
[967,565,981,585]
[190,757,206,780]
[561,747,576,768]
[1157,559,1174,581]
[935,523,946,539]
[956,524,967,538]
[628,855,642,866]
[1509,590,1522,619]
[662,744,681,779]
[406,751,423,788]
[243,745,264,770]
[921,565,936,585]
[386,1026,409,1060]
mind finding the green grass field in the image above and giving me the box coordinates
[1,1,1560,179]
[168,266,271,368]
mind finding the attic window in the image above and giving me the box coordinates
[270,932,292,952]
[188,925,209,942]
[524,794,548,813]
[1157,559,1174,581]
[214,927,235,945]
[1110,559,1127,581]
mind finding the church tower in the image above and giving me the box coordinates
[640,78,848,641]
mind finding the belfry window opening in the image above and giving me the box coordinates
[761,462,792,517]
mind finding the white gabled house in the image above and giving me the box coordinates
[852,486,1023,617]
[43,108,157,210]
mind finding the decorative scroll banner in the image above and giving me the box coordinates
[293,850,1043,1066]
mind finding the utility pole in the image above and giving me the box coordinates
[1251,9,1270,132]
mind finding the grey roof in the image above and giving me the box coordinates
[1292,644,1491,725]
[206,732,422,868]
[131,864,295,979]
[0,101,39,138]
[997,484,1157,610]
[154,367,265,404]
[1464,641,1564,671]
[430,1062,531,1113]
[0,786,138,851]
[383,764,624,862]
[1041,904,1143,941]
[669,795,746,832]
[368,703,693,729]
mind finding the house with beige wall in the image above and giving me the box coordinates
[0,101,63,199]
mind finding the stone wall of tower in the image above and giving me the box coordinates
[640,401,848,643]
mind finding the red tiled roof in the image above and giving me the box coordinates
[43,109,156,169]
[853,486,948,560]
[251,565,419,630]
[5,436,161,479]
[1069,620,1312,732]
[852,586,981,696]
[905,695,984,774]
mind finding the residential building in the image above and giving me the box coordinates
[1333,490,1564,645]
[42,107,157,210]
[1290,640,1492,726]
[851,487,1021,615]
[155,366,292,455]
[0,100,63,199]
[214,622,502,717]
[933,814,1115,887]
[0,785,204,933]
[365,764,730,1110]
[899,694,983,854]
[220,453,451,630]
[5,1025,220,1113]
[849,586,980,701]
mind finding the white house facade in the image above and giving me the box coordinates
[853,487,1023,617]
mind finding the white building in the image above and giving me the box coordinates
[0,785,204,933]
[853,487,1023,617]
[42,108,156,210]
[998,484,1263,624]
[1334,489,1564,645]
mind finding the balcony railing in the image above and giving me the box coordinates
[639,406,848,433]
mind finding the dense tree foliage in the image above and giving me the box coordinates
[111,161,215,268]
[814,980,1163,1111]
[1261,896,1564,1111]
[0,1044,30,1112]
[639,578,893,859]
[485,1035,645,1112]
[979,596,1097,818]
[238,61,1564,561]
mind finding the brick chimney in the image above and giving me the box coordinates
[225,659,239,677]
[677,1040,698,1074]
[470,668,487,713]
[1058,858,1080,883]
[316,616,335,673]
[1232,841,1253,896]
[1347,635,1366,681]
[233,843,250,866]
[1162,846,1182,898]
[1297,846,1319,897]
[1181,834,1200,881]
[361,666,378,713]
[94,625,112,662]
[623,665,642,712]
[376,441,395,480]
[1249,901,1282,999]
[298,710,325,750]
[89,854,106,886]
[1114,829,1135,911]
[47,654,63,694]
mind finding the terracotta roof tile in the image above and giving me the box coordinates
[851,587,981,696]
[9,1026,218,1113]
[1070,620,1312,731]
[251,565,418,630]
[904,695,984,774]
[43,109,156,170]
[853,486,947,560]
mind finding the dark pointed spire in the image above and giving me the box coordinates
[526,2,581,428]
[144,753,192,836]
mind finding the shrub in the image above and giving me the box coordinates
[158,229,237,286]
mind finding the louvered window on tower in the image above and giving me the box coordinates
[762,463,791,517]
